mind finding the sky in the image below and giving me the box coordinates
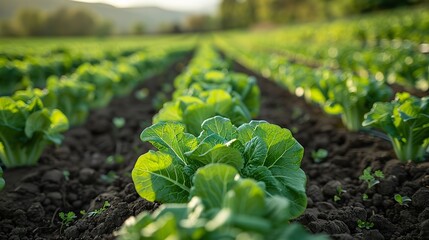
[72,0,220,12]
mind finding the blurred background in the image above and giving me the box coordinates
[0,0,427,37]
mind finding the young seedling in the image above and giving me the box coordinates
[312,149,329,163]
[359,167,384,189]
[394,194,412,207]
[106,155,124,165]
[87,201,111,217]
[63,170,70,181]
[100,171,118,184]
[113,117,126,129]
[134,88,149,100]
[59,211,76,233]
[357,219,374,230]
[334,185,346,202]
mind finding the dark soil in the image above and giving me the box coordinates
[1,55,428,240]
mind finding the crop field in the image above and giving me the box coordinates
[0,6,428,240]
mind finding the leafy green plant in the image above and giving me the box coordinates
[100,171,118,184]
[311,149,328,163]
[325,74,392,131]
[357,219,374,230]
[359,167,384,189]
[0,166,5,191]
[363,92,429,162]
[394,194,412,206]
[132,116,306,219]
[120,164,327,240]
[0,96,69,168]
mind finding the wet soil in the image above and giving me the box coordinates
[0,55,428,240]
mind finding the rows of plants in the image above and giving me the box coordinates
[0,44,193,192]
[218,6,429,91]
[217,38,429,164]
[114,44,329,239]
[0,39,196,97]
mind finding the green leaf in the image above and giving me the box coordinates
[200,116,237,140]
[0,97,26,131]
[187,144,244,170]
[141,122,197,165]
[243,136,268,166]
[191,164,239,209]
[25,109,51,138]
[132,150,191,203]
[223,179,265,217]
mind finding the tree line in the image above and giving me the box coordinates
[218,0,426,29]
[1,8,114,37]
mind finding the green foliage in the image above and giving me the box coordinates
[121,164,327,240]
[363,92,429,162]
[133,116,306,219]
[0,96,69,168]
[325,74,392,131]
[359,167,384,189]
[394,194,412,206]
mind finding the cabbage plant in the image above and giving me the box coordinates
[121,164,325,240]
[132,116,306,219]
[363,92,429,162]
[0,96,69,168]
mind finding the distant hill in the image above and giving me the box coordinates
[0,0,198,33]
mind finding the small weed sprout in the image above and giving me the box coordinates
[312,149,328,163]
[59,211,76,233]
[63,170,70,181]
[357,219,374,230]
[359,167,384,189]
[334,185,346,202]
[81,201,111,218]
[113,117,126,129]
[394,194,412,206]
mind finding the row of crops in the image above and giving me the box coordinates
[218,7,429,91]
[0,42,194,191]
[116,44,328,239]
[216,8,429,164]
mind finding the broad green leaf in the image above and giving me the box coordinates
[236,120,266,144]
[132,150,191,203]
[25,109,51,138]
[48,109,69,134]
[223,179,265,217]
[206,89,233,115]
[183,103,216,136]
[200,116,237,140]
[141,122,197,165]
[254,123,304,168]
[0,97,26,131]
[243,136,268,166]
[188,144,244,170]
[191,164,239,209]
[269,166,307,218]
